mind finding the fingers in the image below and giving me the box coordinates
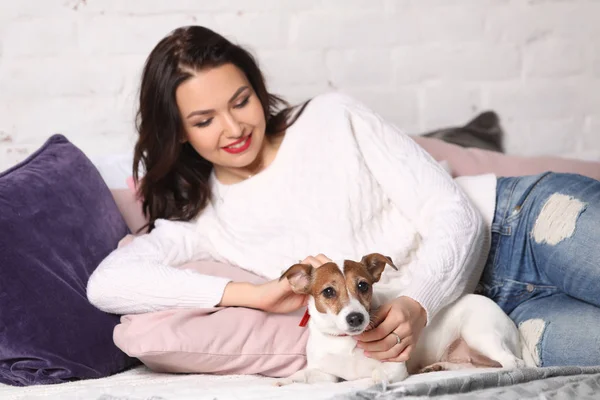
[301,254,332,268]
[358,324,410,350]
[366,304,389,330]
[300,256,321,268]
[356,332,397,352]
[355,305,393,343]
[314,253,332,264]
[382,344,414,363]
[362,333,412,362]
[355,316,397,344]
[355,298,423,363]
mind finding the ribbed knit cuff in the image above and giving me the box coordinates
[400,278,447,326]
[170,274,232,309]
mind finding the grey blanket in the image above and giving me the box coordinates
[331,366,600,400]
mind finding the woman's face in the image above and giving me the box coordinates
[176,63,267,180]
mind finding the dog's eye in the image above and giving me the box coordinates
[357,281,370,293]
[322,287,336,298]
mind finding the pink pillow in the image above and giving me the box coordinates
[412,136,600,181]
[113,261,309,377]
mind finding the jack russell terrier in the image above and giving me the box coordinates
[276,253,525,386]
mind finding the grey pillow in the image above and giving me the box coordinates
[421,111,504,153]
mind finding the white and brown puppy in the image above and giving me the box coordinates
[277,253,525,386]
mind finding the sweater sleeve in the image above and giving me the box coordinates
[87,218,231,314]
[338,94,485,323]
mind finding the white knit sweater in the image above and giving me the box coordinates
[87,92,497,323]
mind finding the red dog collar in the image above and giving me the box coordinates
[299,309,310,327]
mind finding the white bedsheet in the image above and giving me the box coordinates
[0,366,498,400]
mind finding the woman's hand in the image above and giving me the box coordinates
[219,254,332,313]
[253,278,309,313]
[355,296,427,362]
[254,254,332,313]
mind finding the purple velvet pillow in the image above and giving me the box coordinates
[0,134,139,386]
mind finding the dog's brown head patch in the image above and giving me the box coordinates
[309,262,349,314]
[280,253,397,316]
[342,260,377,312]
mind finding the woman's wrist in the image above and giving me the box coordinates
[217,281,260,308]
[398,296,428,328]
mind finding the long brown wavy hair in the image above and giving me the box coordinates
[133,26,308,232]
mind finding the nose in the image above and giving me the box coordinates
[346,312,365,328]
[222,113,243,138]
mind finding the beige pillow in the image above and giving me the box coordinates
[412,136,600,180]
[110,188,148,235]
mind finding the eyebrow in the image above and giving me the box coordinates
[186,86,250,119]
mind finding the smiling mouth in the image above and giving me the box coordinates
[224,136,248,148]
[222,133,252,154]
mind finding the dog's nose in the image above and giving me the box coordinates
[346,312,365,327]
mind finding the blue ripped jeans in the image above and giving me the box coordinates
[477,172,600,367]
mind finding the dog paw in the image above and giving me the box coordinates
[372,362,408,386]
[304,370,339,384]
[384,362,409,384]
[500,356,526,369]
[512,358,527,369]
[275,370,306,386]
[371,368,389,386]
[276,369,339,385]
[419,363,445,374]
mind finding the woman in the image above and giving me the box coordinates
[88,25,600,368]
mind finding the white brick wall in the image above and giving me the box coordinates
[1,0,599,171]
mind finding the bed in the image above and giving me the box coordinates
[0,366,502,399]
[3,124,599,399]
[3,365,600,400]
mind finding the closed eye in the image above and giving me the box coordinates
[233,96,250,109]
[194,118,213,128]
[193,96,249,128]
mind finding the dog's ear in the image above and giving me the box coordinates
[280,263,314,294]
[361,253,398,282]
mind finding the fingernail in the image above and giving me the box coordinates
[364,352,370,357]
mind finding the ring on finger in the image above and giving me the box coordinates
[391,332,402,345]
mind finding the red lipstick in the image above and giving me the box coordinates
[222,134,252,154]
